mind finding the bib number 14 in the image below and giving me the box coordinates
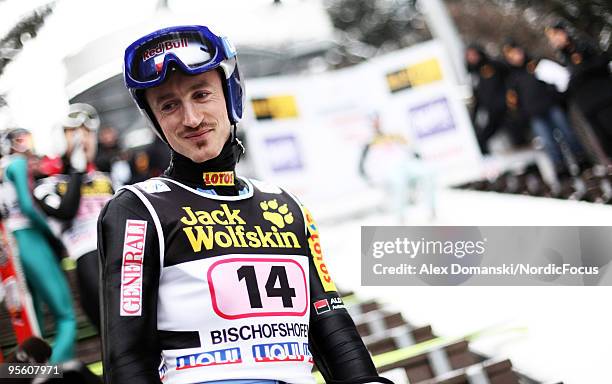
[208,257,308,319]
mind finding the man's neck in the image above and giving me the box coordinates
[164,139,245,196]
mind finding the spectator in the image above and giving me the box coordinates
[94,126,121,173]
[359,113,435,221]
[146,136,171,177]
[546,21,612,160]
[0,127,76,363]
[465,44,510,154]
[503,40,590,177]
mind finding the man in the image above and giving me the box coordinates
[98,25,392,384]
[465,44,510,154]
[545,21,612,160]
[0,127,76,363]
[359,112,435,222]
[503,40,589,178]
[33,103,114,330]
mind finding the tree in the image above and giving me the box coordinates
[446,0,612,58]
[0,2,55,109]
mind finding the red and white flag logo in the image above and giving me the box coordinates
[313,299,330,315]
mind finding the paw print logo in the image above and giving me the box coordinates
[260,199,294,229]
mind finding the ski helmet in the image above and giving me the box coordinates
[123,25,244,143]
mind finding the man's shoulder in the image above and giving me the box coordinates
[247,178,285,195]
[246,177,305,206]
[129,178,172,194]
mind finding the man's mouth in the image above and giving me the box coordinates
[185,128,213,140]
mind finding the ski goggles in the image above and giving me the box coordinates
[124,25,237,89]
[63,103,100,131]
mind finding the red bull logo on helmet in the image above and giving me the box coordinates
[142,38,189,61]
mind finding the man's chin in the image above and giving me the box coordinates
[189,150,221,164]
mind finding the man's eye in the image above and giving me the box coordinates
[194,91,209,100]
[161,102,177,112]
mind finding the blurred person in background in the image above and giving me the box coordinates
[95,126,132,188]
[127,147,151,184]
[503,40,590,178]
[32,103,113,330]
[98,24,392,384]
[465,44,510,154]
[359,112,435,222]
[5,336,102,384]
[0,127,76,363]
[95,126,121,173]
[545,21,612,161]
[146,135,171,176]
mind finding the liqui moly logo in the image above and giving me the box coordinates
[176,347,242,370]
[142,38,189,61]
[252,342,303,363]
[302,343,313,364]
[120,220,147,316]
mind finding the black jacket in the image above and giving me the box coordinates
[558,38,612,114]
[506,59,560,118]
[468,56,509,115]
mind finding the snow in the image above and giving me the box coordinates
[315,188,612,383]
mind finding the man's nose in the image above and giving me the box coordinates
[182,102,202,128]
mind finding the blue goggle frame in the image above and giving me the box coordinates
[123,25,237,90]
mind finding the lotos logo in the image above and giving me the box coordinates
[142,38,189,61]
[252,342,304,363]
[120,220,147,316]
[204,171,234,186]
[302,207,337,292]
[260,199,293,229]
[176,347,242,370]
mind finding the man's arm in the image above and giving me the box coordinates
[302,205,392,384]
[98,190,161,384]
[32,173,83,220]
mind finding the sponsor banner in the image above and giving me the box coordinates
[410,97,455,139]
[210,322,309,345]
[252,342,305,363]
[385,58,443,93]
[264,135,303,173]
[303,206,337,292]
[176,347,242,370]
[120,220,147,316]
[245,40,482,206]
[251,95,299,120]
[203,171,234,186]
[362,226,612,286]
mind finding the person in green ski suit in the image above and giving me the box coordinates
[1,128,76,363]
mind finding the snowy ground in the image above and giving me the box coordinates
[312,188,612,384]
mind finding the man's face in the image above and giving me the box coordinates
[64,126,97,163]
[546,28,569,50]
[145,69,231,163]
[465,48,481,65]
[10,132,33,154]
[505,47,525,67]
